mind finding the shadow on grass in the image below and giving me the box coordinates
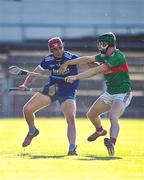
[17,153,122,161]
[77,155,122,161]
[18,153,65,159]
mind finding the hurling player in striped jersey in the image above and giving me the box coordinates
[59,32,132,156]
[19,37,80,156]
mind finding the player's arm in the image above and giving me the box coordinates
[81,61,100,68]
[65,63,110,83]
[59,55,96,74]
[19,66,44,90]
[66,56,96,66]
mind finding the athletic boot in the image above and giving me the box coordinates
[104,138,115,156]
[67,145,78,156]
[87,129,107,142]
[22,128,39,147]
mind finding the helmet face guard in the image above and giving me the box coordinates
[97,41,109,53]
[97,32,116,53]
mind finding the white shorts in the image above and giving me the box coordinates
[99,91,132,108]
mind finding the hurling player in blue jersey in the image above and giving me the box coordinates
[19,37,79,155]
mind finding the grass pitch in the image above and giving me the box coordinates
[0,118,144,180]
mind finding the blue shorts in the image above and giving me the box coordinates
[52,90,77,104]
[42,85,77,104]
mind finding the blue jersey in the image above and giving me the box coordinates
[40,51,79,94]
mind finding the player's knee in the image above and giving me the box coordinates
[86,111,96,120]
[108,112,118,122]
[66,114,75,124]
[23,104,32,115]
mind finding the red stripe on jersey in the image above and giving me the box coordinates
[111,63,128,73]
[104,63,128,74]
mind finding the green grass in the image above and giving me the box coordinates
[0,118,144,180]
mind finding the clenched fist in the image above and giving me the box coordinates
[65,75,77,83]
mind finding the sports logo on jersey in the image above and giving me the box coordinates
[52,69,60,75]
[56,62,61,67]
[49,64,55,68]
[52,68,70,75]
[63,68,70,75]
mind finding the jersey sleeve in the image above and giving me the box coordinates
[64,52,79,61]
[95,54,104,64]
[39,57,51,70]
[72,54,79,59]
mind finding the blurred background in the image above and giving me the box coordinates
[0,0,144,118]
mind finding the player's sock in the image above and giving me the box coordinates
[68,145,78,156]
[110,137,116,145]
[69,144,76,151]
[96,126,104,134]
[29,127,36,135]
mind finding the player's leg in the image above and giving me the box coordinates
[87,97,111,141]
[60,99,77,155]
[22,92,52,147]
[109,100,125,140]
[23,92,52,128]
[104,99,125,156]
[103,99,123,155]
[104,92,132,156]
[109,92,132,140]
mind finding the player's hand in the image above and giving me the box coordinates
[65,76,77,83]
[59,63,68,74]
[19,84,27,91]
